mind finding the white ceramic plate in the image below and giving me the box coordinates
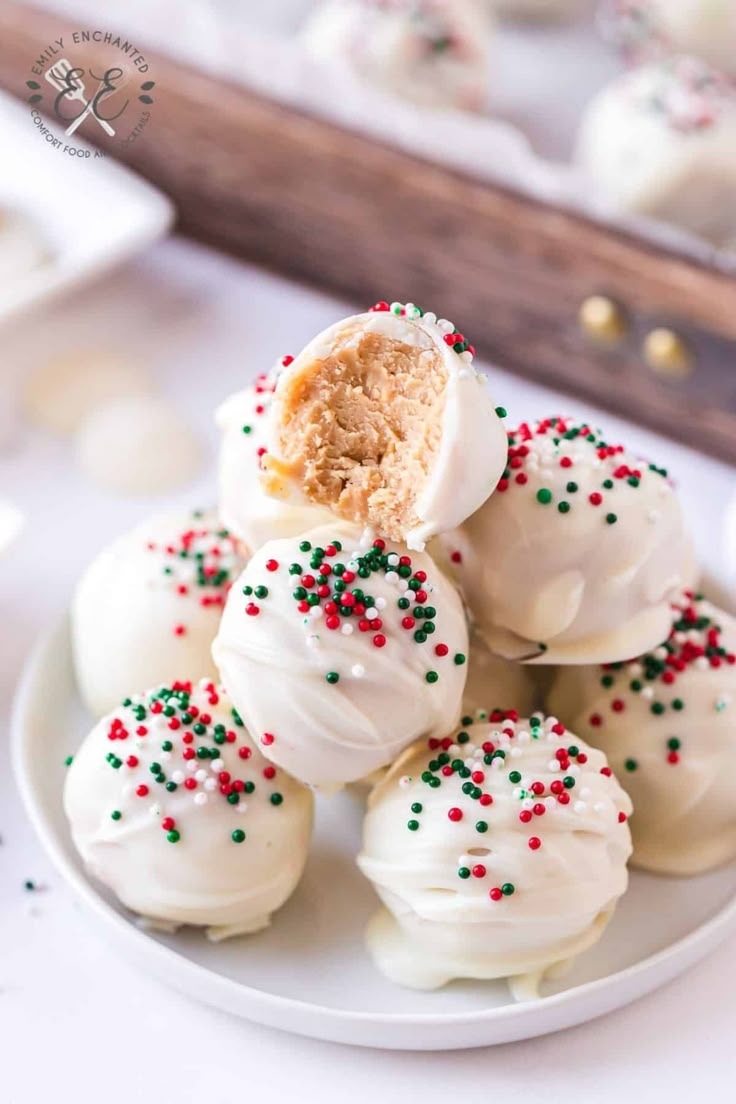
[0,92,173,327]
[13,616,736,1050]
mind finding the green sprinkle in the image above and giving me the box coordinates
[326,671,340,684]
[536,488,553,505]
[411,802,423,814]
[458,866,471,879]
[651,702,665,715]
[606,513,617,525]
[407,819,419,831]
[509,770,522,784]
[566,481,578,494]
[255,586,268,599]
[495,406,507,418]
[232,829,246,843]
[454,653,466,666]
[64,755,74,767]
[270,793,283,806]
[501,883,515,896]
[475,820,488,833]
[167,830,180,843]
[672,699,684,711]
[241,425,252,434]
[558,501,570,514]
[299,541,312,552]
[426,670,439,683]
[111,810,122,821]
[624,758,638,772]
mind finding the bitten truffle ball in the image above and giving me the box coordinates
[262,301,508,550]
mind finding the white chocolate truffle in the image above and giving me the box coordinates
[64,679,313,939]
[442,416,689,664]
[358,712,632,995]
[464,625,536,718]
[73,510,246,717]
[263,301,508,551]
[213,522,469,789]
[216,362,333,554]
[548,593,736,875]
[301,0,493,111]
[577,56,736,245]
[76,395,202,496]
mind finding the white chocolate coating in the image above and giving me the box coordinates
[213,522,469,789]
[26,351,152,435]
[64,679,313,939]
[464,625,537,717]
[548,594,736,875]
[358,713,632,994]
[577,56,736,246]
[442,416,689,664]
[301,0,493,112]
[73,510,246,717]
[266,303,508,550]
[216,367,334,554]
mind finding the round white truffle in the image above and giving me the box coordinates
[301,0,493,111]
[442,415,690,664]
[213,522,469,790]
[73,510,247,717]
[358,712,632,995]
[64,679,313,940]
[577,56,736,246]
[604,1,736,76]
[548,592,736,875]
[216,362,334,554]
[263,301,508,551]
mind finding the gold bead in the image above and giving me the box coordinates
[643,328,693,378]
[578,296,628,343]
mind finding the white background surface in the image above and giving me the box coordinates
[2,238,736,1102]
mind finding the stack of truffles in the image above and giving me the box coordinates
[65,300,731,1000]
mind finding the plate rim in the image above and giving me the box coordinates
[13,616,736,1049]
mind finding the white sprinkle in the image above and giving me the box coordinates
[186,760,198,773]
[548,760,561,772]
[194,792,207,806]
[384,571,399,584]
[510,746,522,758]
[149,804,161,817]
[521,798,534,811]
[341,623,354,636]
[399,775,412,788]
[352,664,366,678]
[517,730,530,744]
[310,606,323,619]
[365,607,378,620]
[375,596,387,610]
[593,802,606,814]
[512,787,524,800]
[172,770,185,784]
[211,759,225,773]
[387,553,400,566]
[696,656,709,671]
[544,796,556,810]
[195,769,208,783]
[204,778,217,792]
[641,686,654,700]
[160,750,172,762]
[580,787,592,799]
[236,802,248,814]
[574,801,587,814]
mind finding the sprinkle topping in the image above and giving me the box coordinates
[101,680,285,844]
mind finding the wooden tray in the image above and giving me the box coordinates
[1,1,734,463]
